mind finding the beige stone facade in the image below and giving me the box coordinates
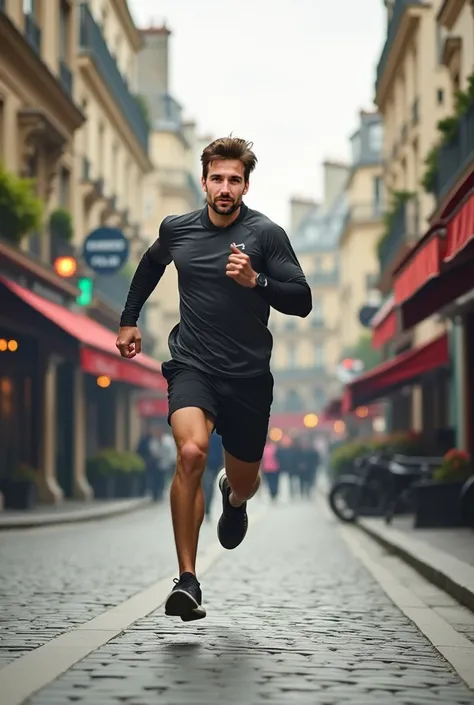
[337,111,385,356]
[270,163,348,414]
[0,0,85,262]
[136,27,204,359]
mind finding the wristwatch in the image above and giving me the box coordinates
[255,272,268,288]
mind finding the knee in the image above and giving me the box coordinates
[178,441,208,478]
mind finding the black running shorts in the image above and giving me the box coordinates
[161,359,274,464]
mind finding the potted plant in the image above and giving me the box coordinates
[413,449,473,528]
[1,464,38,510]
[115,451,146,498]
[86,448,121,499]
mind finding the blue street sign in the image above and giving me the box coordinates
[82,227,129,275]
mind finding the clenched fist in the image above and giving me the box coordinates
[226,245,257,288]
[116,326,141,359]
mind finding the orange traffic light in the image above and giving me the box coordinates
[54,256,77,278]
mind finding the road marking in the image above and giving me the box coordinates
[0,505,268,705]
[338,521,474,690]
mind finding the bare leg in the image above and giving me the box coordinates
[224,450,261,506]
[170,407,214,575]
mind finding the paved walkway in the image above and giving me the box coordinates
[383,516,474,566]
[0,498,150,529]
[11,498,474,705]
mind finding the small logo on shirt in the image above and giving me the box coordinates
[231,242,246,251]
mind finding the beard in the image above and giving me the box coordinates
[207,193,243,216]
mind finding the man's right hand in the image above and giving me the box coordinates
[116,326,142,359]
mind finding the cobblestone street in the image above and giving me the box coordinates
[2,491,474,705]
[0,502,217,666]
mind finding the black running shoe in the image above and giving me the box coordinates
[217,469,248,550]
[164,572,206,622]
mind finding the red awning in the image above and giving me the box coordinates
[1,277,166,391]
[371,296,397,349]
[444,191,474,262]
[342,333,449,413]
[394,228,445,306]
[391,183,474,331]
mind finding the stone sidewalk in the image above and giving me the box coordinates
[19,499,474,705]
[0,497,150,530]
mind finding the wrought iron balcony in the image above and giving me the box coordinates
[79,3,148,153]
[434,99,474,203]
[378,197,419,275]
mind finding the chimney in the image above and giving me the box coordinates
[137,24,171,96]
[322,161,349,211]
[289,197,318,236]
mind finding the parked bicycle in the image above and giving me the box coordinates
[329,452,444,524]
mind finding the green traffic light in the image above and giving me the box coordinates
[76,277,94,306]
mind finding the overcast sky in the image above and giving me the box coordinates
[129,0,386,229]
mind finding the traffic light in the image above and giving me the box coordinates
[54,256,77,278]
[76,277,94,306]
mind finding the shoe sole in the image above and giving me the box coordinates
[217,469,248,550]
[164,589,207,622]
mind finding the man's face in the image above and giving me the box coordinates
[202,159,249,215]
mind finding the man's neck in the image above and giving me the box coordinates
[207,203,242,229]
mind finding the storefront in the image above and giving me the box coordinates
[0,275,166,503]
[390,179,474,453]
[342,333,453,448]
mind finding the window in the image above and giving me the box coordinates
[23,0,35,14]
[351,133,361,163]
[437,88,444,105]
[314,388,326,409]
[98,123,105,176]
[59,1,70,62]
[286,389,303,412]
[314,344,324,368]
[312,299,323,321]
[59,167,70,209]
[368,123,383,152]
[287,345,298,368]
[373,176,383,212]
[365,272,378,291]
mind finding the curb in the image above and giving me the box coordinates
[358,517,474,612]
[0,497,152,531]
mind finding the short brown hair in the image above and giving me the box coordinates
[201,137,257,182]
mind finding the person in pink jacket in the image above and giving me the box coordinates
[261,439,281,500]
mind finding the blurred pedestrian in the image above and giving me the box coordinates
[261,436,280,500]
[117,136,312,621]
[137,424,165,501]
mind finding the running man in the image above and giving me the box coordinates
[116,137,312,621]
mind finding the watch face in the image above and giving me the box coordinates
[258,273,268,287]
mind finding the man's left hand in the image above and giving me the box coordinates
[226,245,257,288]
